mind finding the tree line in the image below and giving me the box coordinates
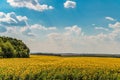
[0,36,30,58]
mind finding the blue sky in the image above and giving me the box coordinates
[0,0,120,53]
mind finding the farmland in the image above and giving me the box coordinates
[0,55,120,80]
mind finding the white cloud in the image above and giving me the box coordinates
[0,12,28,34]
[0,12,57,37]
[47,33,62,41]
[105,17,115,21]
[6,27,18,34]
[45,24,120,53]
[64,0,76,8]
[30,24,57,30]
[65,25,82,35]
[18,24,57,37]
[20,27,35,37]
[95,27,109,31]
[48,25,83,42]
[17,16,28,21]
[0,11,57,36]
[0,12,27,27]
[48,27,57,30]
[109,22,120,29]
[7,0,54,12]
[0,12,36,37]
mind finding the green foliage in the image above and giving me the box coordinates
[0,69,119,80]
[0,36,30,58]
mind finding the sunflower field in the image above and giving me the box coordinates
[0,55,120,80]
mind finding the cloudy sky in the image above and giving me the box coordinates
[0,0,120,53]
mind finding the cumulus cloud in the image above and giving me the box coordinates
[7,0,54,12]
[30,24,57,31]
[0,12,57,36]
[95,27,109,31]
[0,12,28,34]
[45,24,120,53]
[109,22,120,29]
[0,12,27,27]
[19,24,57,37]
[47,33,62,41]
[48,25,83,43]
[65,25,82,35]
[105,17,115,21]
[20,27,35,37]
[64,0,76,8]
[6,27,18,34]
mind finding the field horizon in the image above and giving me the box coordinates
[31,52,120,58]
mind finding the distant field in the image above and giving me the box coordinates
[0,55,120,80]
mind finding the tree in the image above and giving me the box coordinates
[0,36,30,58]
